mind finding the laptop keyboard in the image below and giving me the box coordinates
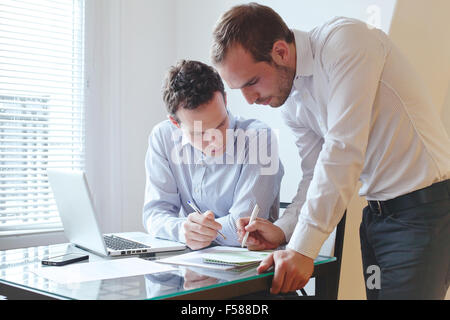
[103,235,149,251]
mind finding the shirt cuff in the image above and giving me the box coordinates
[286,220,330,260]
[178,221,187,244]
[274,217,295,242]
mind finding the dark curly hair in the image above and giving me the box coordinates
[162,60,225,122]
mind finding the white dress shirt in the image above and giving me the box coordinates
[274,17,450,259]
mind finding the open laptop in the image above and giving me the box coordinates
[47,169,186,256]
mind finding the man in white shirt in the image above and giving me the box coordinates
[211,3,450,299]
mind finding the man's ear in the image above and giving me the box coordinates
[271,40,290,65]
[168,115,180,128]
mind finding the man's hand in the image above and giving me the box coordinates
[257,248,314,294]
[236,217,286,250]
[183,210,222,250]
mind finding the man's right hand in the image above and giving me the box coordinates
[183,211,222,250]
[236,217,286,250]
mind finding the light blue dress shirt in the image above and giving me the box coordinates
[143,112,284,246]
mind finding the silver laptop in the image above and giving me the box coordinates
[47,169,186,256]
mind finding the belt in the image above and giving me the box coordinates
[367,179,450,216]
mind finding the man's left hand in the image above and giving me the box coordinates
[257,248,314,294]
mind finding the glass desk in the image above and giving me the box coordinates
[0,243,336,300]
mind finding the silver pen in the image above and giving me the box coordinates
[241,204,260,248]
[187,200,226,240]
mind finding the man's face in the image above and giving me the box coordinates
[217,44,295,108]
[175,91,229,157]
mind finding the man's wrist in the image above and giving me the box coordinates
[285,247,314,262]
[287,220,330,260]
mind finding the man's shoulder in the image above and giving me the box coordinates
[230,116,279,151]
[279,96,303,127]
[151,119,177,137]
[149,119,181,148]
[234,115,273,132]
[311,16,369,46]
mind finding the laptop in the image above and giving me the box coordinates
[47,169,186,256]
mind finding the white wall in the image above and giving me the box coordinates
[443,84,450,134]
[388,0,450,300]
[115,0,178,233]
[85,0,177,235]
[389,0,450,115]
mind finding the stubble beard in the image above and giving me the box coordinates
[270,63,296,108]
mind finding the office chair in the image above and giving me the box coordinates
[279,202,347,299]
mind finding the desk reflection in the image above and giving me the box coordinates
[144,265,259,299]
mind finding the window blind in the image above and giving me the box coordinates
[0,0,85,235]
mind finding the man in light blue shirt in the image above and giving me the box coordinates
[143,60,284,249]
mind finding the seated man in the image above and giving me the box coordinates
[143,60,284,249]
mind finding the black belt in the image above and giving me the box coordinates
[367,179,450,216]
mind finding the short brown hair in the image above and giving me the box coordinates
[211,2,294,65]
[162,60,225,122]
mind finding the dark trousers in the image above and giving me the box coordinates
[359,184,450,300]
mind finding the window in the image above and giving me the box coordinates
[0,0,85,235]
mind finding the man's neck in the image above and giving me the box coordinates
[289,37,297,75]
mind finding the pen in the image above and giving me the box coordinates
[187,200,226,240]
[241,203,260,248]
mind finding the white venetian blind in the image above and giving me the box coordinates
[0,0,85,234]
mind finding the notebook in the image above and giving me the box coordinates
[202,250,272,266]
[156,246,272,271]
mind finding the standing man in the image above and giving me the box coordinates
[211,3,450,299]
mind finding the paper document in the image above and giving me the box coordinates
[32,257,176,284]
[156,246,273,271]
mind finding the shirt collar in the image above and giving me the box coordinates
[180,130,190,148]
[293,29,314,78]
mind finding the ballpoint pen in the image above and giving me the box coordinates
[241,203,260,248]
[187,200,226,240]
